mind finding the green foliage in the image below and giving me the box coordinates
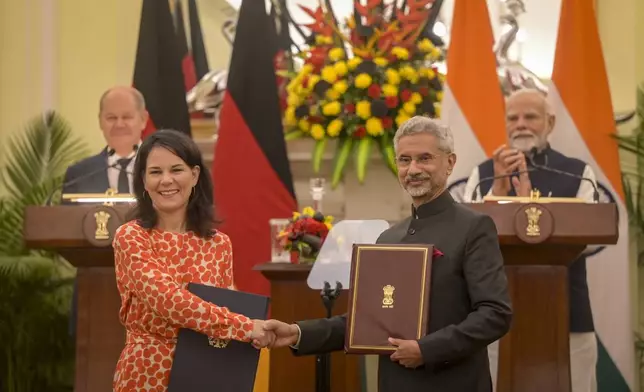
[0,111,90,391]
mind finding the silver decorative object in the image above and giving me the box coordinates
[185,19,237,127]
[495,0,548,96]
[309,178,325,213]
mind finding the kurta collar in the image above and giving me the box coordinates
[411,190,455,219]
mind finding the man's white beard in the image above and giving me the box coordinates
[510,134,540,153]
[406,184,432,198]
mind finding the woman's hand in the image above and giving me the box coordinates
[250,319,275,349]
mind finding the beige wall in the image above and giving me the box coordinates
[0,0,235,164]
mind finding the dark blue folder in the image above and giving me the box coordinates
[167,283,270,392]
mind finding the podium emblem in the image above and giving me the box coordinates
[208,337,229,348]
[525,207,542,237]
[382,285,395,308]
[94,211,111,240]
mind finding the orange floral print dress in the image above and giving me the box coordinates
[111,221,254,392]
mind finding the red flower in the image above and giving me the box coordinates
[353,126,367,139]
[344,103,356,113]
[419,87,429,96]
[385,96,398,108]
[382,116,393,129]
[367,84,382,99]
[400,89,412,102]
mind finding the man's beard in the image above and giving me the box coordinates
[403,174,434,197]
[510,132,543,153]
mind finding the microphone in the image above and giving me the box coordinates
[470,167,535,202]
[526,147,600,203]
[45,145,138,206]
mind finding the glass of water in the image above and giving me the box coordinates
[269,218,291,262]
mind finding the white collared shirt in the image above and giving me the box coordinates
[107,141,141,194]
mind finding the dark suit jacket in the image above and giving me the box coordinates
[61,148,110,198]
[294,191,512,392]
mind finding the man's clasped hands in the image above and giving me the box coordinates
[250,319,425,368]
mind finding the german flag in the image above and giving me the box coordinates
[133,0,191,138]
[173,0,197,91]
[212,0,296,296]
[188,0,210,82]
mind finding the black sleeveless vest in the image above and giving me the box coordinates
[477,146,594,333]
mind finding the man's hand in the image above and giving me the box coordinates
[389,337,423,369]
[491,145,528,196]
[253,319,300,349]
[510,159,532,197]
[250,319,275,349]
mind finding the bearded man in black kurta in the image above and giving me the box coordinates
[257,116,513,392]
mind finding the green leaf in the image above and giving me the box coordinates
[312,138,327,173]
[331,137,354,189]
[378,133,398,176]
[284,130,304,141]
[355,137,372,183]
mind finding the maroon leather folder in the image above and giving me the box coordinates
[345,243,433,355]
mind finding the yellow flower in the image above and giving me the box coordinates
[292,211,301,220]
[347,57,362,70]
[391,46,410,60]
[356,100,371,120]
[332,80,348,95]
[327,119,343,137]
[329,48,345,62]
[431,47,442,58]
[287,94,301,107]
[403,102,416,115]
[285,107,297,126]
[310,124,325,140]
[354,73,372,89]
[436,91,444,101]
[302,206,316,217]
[374,57,389,67]
[322,101,342,116]
[301,64,314,75]
[417,38,433,53]
[382,84,398,97]
[333,61,348,77]
[396,113,411,127]
[321,66,338,84]
[299,119,311,131]
[308,75,321,89]
[365,118,384,136]
[400,66,419,83]
[435,103,442,118]
[309,105,319,116]
[385,69,401,85]
[411,92,423,105]
[326,88,341,101]
[315,35,333,45]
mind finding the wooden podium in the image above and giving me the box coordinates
[23,203,132,392]
[254,263,362,392]
[465,197,618,392]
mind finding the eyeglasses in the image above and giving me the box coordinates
[395,153,442,167]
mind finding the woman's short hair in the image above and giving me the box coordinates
[128,129,218,238]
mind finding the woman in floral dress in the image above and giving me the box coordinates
[111,129,269,391]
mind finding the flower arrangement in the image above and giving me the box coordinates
[277,206,334,263]
[281,0,446,188]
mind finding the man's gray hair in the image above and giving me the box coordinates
[393,116,454,153]
[99,86,146,113]
[506,88,554,116]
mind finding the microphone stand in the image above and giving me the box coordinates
[316,280,342,392]
[526,154,600,203]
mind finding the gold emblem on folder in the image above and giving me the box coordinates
[525,207,542,237]
[94,211,111,240]
[208,337,230,348]
[382,285,395,308]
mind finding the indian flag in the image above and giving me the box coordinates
[441,0,506,189]
[547,0,634,389]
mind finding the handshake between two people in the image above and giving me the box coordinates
[250,319,297,349]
